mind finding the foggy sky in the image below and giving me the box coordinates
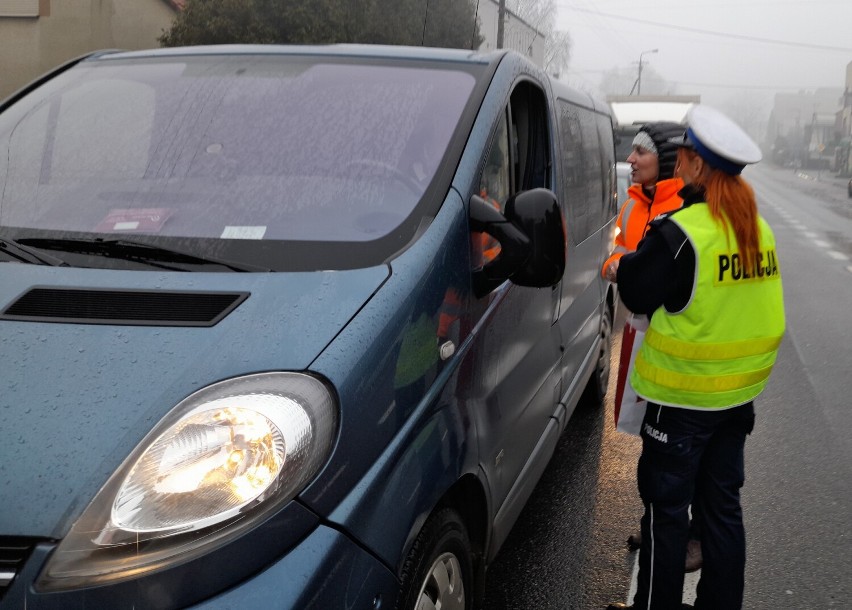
[556,0,852,112]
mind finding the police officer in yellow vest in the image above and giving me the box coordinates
[607,105,785,610]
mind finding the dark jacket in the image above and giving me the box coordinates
[616,185,705,315]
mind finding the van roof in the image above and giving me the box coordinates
[85,44,507,67]
[83,45,611,115]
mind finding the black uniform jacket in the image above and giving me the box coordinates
[616,185,705,316]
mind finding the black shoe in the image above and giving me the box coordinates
[685,538,703,573]
[626,531,641,551]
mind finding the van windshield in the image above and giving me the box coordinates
[0,54,479,269]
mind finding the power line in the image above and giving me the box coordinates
[588,0,849,8]
[669,80,841,91]
[564,68,839,91]
[573,0,636,62]
[559,5,852,52]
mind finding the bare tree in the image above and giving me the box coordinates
[161,0,483,49]
[506,0,571,77]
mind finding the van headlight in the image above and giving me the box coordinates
[36,372,337,591]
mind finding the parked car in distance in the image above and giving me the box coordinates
[0,44,617,610]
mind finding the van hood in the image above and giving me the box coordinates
[0,263,389,538]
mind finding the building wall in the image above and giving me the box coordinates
[839,61,852,175]
[766,88,843,168]
[477,0,544,67]
[0,0,175,99]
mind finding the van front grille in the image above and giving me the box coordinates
[0,537,36,600]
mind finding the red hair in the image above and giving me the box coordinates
[699,171,760,269]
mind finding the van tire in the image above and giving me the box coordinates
[581,301,613,408]
[397,508,473,610]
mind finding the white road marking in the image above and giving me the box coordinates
[626,555,700,605]
[627,554,639,601]
[784,229,849,264]
[683,571,700,604]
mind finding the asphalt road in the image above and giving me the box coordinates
[483,163,852,609]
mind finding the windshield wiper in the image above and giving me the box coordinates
[16,237,269,272]
[0,236,69,266]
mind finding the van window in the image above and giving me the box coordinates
[478,81,551,208]
[0,56,478,245]
[596,113,617,219]
[579,110,604,236]
[475,81,551,273]
[479,111,512,208]
[557,100,594,243]
[556,101,613,243]
[509,82,551,192]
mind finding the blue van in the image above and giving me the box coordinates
[0,45,616,609]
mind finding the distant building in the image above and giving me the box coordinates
[837,61,852,176]
[765,88,843,169]
[0,0,180,100]
[477,1,544,67]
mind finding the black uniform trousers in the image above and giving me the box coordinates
[632,401,755,610]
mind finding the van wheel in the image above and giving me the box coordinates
[397,508,473,610]
[581,301,613,407]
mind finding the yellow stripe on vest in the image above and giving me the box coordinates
[634,353,774,392]
[644,327,782,361]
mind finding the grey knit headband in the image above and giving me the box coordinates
[632,131,658,155]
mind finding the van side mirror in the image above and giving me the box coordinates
[470,188,566,298]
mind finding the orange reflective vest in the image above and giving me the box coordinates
[475,189,502,267]
[601,177,684,278]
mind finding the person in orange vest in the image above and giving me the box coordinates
[603,122,685,282]
[606,122,703,573]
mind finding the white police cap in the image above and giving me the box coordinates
[669,105,762,175]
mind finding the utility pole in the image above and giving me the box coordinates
[636,48,658,95]
[421,0,430,46]
[811,105,820,177]
[497,0,506,49]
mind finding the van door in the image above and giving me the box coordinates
[554,100,607,400]
[465,79,563,546]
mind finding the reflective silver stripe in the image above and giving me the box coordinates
[648,503,656,605]
[621,197,636,242]
[0,570,16,586]
[621,197,638,236]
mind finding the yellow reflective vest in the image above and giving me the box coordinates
[631,203,785,409]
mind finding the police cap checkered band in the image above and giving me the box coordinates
[632,131,658,156]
